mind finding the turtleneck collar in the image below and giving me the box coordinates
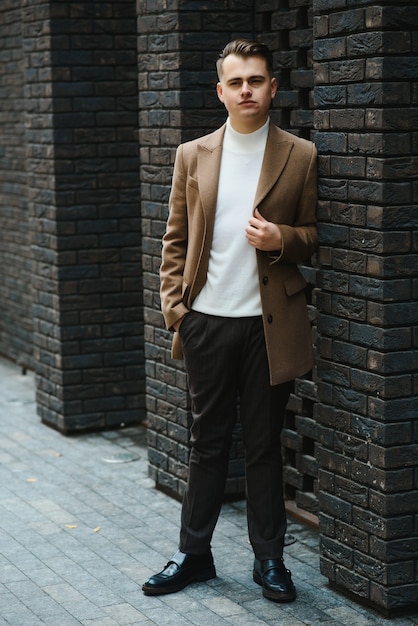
[224,117,270,154]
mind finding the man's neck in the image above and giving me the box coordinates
[228,115,269,134]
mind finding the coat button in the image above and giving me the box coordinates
[262,276,269,285]
[267,315,273,324]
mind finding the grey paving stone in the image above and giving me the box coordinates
[103,602,153,624]
[61,598,107,622]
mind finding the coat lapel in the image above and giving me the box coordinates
[196,125,225,223]
[253,125,294,211]
[190,126,225,293]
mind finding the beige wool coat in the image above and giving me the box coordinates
[160,122,318,385]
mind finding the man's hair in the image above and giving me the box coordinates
[216,39,274,79]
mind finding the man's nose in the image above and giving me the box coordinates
[241,81,251,95]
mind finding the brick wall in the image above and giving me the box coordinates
[0,1,33,370]
[313,0,418,615]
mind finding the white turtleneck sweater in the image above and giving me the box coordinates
[192,118,269,317]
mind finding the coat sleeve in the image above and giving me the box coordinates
[159,145,190,330]
[268,142,318,264]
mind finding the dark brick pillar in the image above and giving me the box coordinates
[26,0,144,433]
[313,1,418,616]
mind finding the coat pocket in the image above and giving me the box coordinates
[284,271,307,297]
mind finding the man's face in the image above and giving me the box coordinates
[216,54,277,134]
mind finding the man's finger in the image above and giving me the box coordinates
[254,208,266,221]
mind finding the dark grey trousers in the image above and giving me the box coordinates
[178,311,293,561]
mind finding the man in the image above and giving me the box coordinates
[142,39,317,603]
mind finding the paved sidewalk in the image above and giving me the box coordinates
[0,356,417,626]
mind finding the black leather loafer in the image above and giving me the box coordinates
[142,550,216,595]
[253,558,296,603]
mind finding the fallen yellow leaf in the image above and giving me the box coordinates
[93,527,101,533]
[26,478,38,483]
[65,524,77,529]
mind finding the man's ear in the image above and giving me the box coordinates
[271,76,278,99]
[216,82,224,103]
